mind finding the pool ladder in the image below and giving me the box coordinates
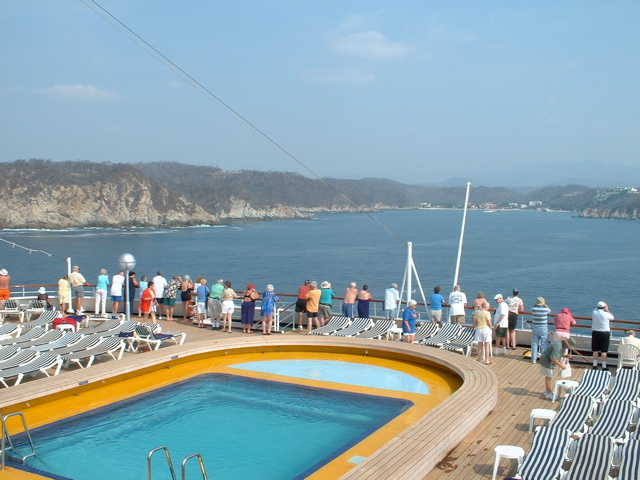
[147,446,208,480]
[1,412,37,470]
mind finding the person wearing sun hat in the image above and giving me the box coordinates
[0,268,10,302]
[592,301,614,370]
[318,281,334,327]
[530,297,551,364]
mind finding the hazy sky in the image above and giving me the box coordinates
[1,1,638,184]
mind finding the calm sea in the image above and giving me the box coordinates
[1,210,637,321]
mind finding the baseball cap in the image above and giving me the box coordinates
[597,301,606,308]
[494,294,502,300]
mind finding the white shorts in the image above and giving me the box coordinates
[197,302,207,314]
[476,327,492,343]
[222,300,235,314]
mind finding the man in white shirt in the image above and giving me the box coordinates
[448,285,467,324]
[152,271,168,319]
[592,301,614,370]
[384,283,400,319]
[493,294,509,355]
[621,330,640,349]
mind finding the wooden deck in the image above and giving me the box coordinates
[0,318,590,480]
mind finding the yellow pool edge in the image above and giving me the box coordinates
[0,336,499,480]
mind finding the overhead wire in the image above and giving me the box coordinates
[79,0,407,245]
[0,238,54,258]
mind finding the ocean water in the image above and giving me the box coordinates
[0,209,637,321]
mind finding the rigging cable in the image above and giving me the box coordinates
[80,0,406,245]
[0,238,54,258]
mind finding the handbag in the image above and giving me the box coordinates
[560,359,572,378]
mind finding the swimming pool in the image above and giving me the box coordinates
[20,374,412,480]
[0,338,491,480]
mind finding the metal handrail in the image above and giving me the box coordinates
[147,446,177,480]
[181,453,208,480]
[1,412,37,469]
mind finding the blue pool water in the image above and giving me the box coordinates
[18,374,412,480]
[229,360,430,395]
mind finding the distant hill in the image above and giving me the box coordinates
[0,159,639,229]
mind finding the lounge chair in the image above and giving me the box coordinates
[0,323,21,339]
[0,299,25,323]
[79,318,123,335]
[14,329,64,348]
[589,399,635,441]
[614,438,640,480]
[82,313,125,328]
[617,344,640,371]
[548,394,597,435]
[421,323,462,347]
[413,322,439,343]
[606,369,640,402]
[515,426,572,480]
[0,327,49,347]
[46,335,103,356]
[0,345,20,362]
[127,324,186,351]
[0,352,63,387]
[0,349,38,368]
[20,308,60,331]
[96,320,137,338]
[441,326,476,356]
[62,337,125,369]
[332,317,374,337]
[571,369,612,400]
[31,332,83,352]
[308,316,350,335]
[354,319,397,340]
[24,299,47,321]
[562,433,615,480]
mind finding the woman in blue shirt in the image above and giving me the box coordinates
[95,269,110,316]
[403,299,418,343]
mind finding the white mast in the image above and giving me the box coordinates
[453,182,471,288]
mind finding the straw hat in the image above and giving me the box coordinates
[535,297,545,306]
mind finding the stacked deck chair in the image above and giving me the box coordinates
[547,394,597,436]
[0,323,21,340]
[607,369,640,402]
[21,309,60,331]
[62,337,125,369]
[441,326,476,356]
[0,352,62,387]
[331,317,374,337]
[588,399,636,441]
[354,318,396,340]
[0,299,25,323]
[413,322,439,343]
[615,439,640,480]
[421,323,461,347]
[571,369,612,400]
[515,426,572,480]
[308,316,350,335]
[0,327,47,347]
[128,323,186,351]
[561,433,615,480]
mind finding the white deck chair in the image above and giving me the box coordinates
[0,299,25,323]
[441,326,477,356]
[354,319,396,340]
[62,337,125,368]
[332,317,374,337]
[422,323,462,347]
[127,324,186,351]
[0,327,49,347]
[0,323,21,339]
[20,308,60,331]
[24,300,47,321]
[617,344,640,371]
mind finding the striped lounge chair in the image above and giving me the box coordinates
[421,323,461,347]
[413,322,439,343]
[331,317,374,337]
[354,319,397,340]
[615,439,640,480]
[515,426,572,480]
[571,369,612,400]
[607,369,640,402]
[0,352,63,387]
[562,433,615,480]
[441,326,476,356]
[62,337,126,369]
[589,399,635,441]
[548,394,597,435]
[308,316,350,335]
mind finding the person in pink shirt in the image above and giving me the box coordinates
[342,282,358,319]
[553,308,576,341]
